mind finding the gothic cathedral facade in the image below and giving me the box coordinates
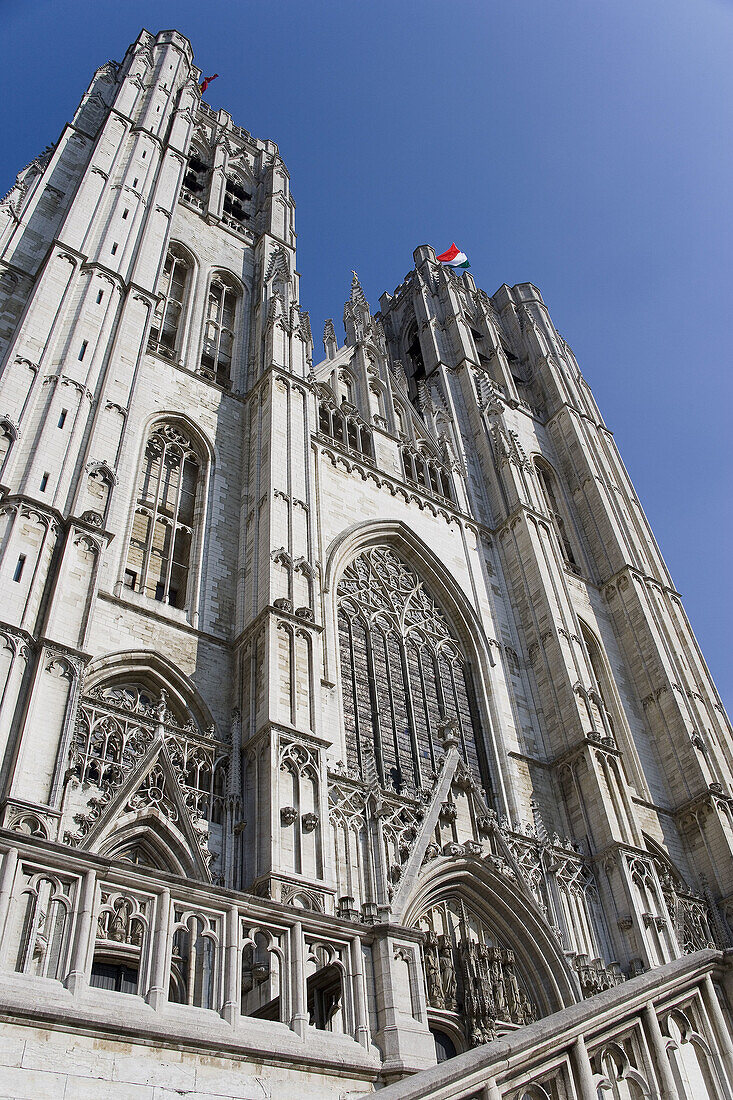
[0,27,732,1100]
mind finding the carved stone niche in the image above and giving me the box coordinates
[280,805,297,826]
[439,801,458,824]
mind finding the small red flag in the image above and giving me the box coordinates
[200,73,219,94]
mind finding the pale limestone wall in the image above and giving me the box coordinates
[0,1020,375,1099]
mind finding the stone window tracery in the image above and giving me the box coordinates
[169,908,219,1009]
[125,423,202,610]
[14,871,73,980]
[91,890,150,996]
[200,275,238,387]
[337,547,487,794]
[148,246,191,360]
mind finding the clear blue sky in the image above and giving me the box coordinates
[3,0,732,712]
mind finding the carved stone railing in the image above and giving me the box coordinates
[375,949,733,1100]
[0,834,373,1053]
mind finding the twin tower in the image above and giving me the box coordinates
[0,26,731,1100]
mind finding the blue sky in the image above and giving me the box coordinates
[2,0,732,711]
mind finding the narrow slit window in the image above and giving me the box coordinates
[122,208,129,220]
[57,409,67,428]
[13,555,26,582]
[111,242,118,256]
[133,178,139,188]
[78,340,88,361]
[200,276,238,387]
[148,246,191,360]
[142,150,146,159]
[40,472,49,492]
[96,289,104,304]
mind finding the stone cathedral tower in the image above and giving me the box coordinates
[0,26,732,1100]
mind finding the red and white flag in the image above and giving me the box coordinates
[436,243,470,269]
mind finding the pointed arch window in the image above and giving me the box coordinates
[337,547,488,794]
[201,275,238,387]
[181,148,211,212]
[125,423,202,609]
[579,621,622,744]
[404,319,425,406]
[222,175,251,228]
[0,418,16,473]
[535,459,580,573]
[149,246,191,360]
[401,445,454,502]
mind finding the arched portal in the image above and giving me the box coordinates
[404,860,578,1054]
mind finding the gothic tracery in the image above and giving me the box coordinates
[337,547,487,795]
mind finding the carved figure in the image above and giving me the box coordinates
[438,937,457,1009]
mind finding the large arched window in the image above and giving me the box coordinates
[200,275,238,387]
[125,423,203,609]
[148,245,192,360]
[337,547,487,794]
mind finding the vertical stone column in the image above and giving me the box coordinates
[0,846,18,948]
[146,886,171,1010]
[289,920,308,1038]
[570,1034,597,1099]
[222,904,240,1025]
[350,935,370,1048]
[642,1002,680,1100]
[701,974,733,1087]
[65,866,96,995]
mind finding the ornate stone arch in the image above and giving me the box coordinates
[61,652,229,882]
[402,859,578,1037]
[324,520,510,810]
[83,649,217,735]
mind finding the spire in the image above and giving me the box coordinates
[323,318,338,359]
[350,270,368,306]
[343,270,371,346]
